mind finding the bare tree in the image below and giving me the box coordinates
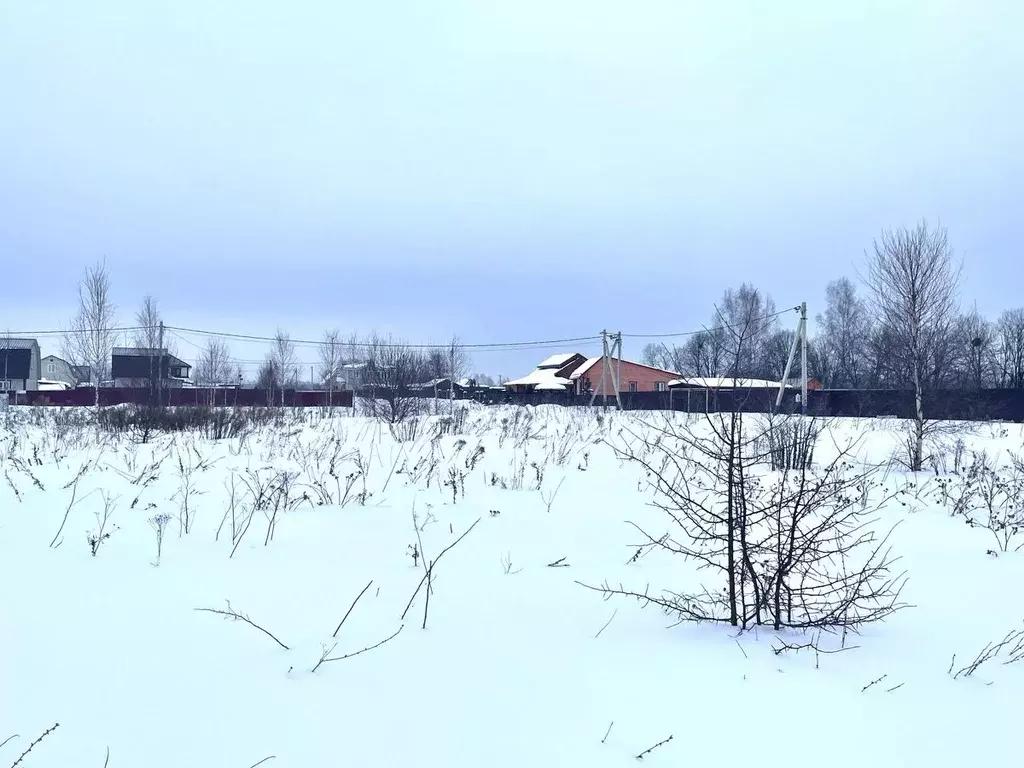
[717,284,779,379]
[319,329,343,406]
[195,339,234,388]
[817,277,872,388]
[591,413,906,632]
[63,260,117,385]
[132,296,168,351]
[269,328,299,404]
[956,305,995,390]
[364,333,427,424]
[863,220,962,471]
[994,309,1024,389]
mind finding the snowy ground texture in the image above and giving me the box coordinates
[2,404,1022,768]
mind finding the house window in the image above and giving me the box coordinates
[0,381,9,391]
[48,363,56,375]
[655,381,667,392]
[628,381,638,392]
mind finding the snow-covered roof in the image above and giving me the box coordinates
[37,379,71,391]
[537,353,579,369]
[668,377,785,389]
[568,357,602,379]
[503,368,573,390]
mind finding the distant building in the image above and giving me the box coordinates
[0,338,41,392]
[504,352,678,395]
[111,348,191,388]
[41,355,91,388]
[571,357,677,395]
[503,353,589,392]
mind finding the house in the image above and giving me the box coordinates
[41,355,91,387]
[0,338,41,392]
[111,347,191,388]
[570,357,678,395]
[503,353,589,392]
[339,361,369,390]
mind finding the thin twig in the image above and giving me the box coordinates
[594,609,618,639]
[103,746,110,768]
[317,624,404,667]
[401,518,480,621]
[333,580,373,638]
[636,734,673,760]
[601,721,614,744]
[861,674,888,692]
[248,757,276,768]
[734,638,748,659]
[547,556,569,567]
[195,601,290,651]
[10,722,59,768]
[0,735,17,752]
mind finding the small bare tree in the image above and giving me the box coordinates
[195,338,234,403]
[863,220,962,471]
[63,260,117,385]
[319,329,344,406]
[364,333,426,424]
[268,329,299,405]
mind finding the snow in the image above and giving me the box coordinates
[669,376,784,389]
[536,353,579,369]
[502,367,573,390]
[2,407,1023,767]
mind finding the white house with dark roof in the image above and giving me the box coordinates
[0,338,41,392]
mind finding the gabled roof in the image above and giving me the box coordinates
[503,367,573,390]
[537,353,582,369]
[112,347,190,369]
[0,338,39,350]
[570,357,679,380]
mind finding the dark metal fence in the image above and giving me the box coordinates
[10,385,1024,422]
[11,388,354,408]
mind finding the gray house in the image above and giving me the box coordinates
[41,355,91,387]
[0,338,41,392]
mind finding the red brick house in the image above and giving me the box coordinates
[571,357,678,396]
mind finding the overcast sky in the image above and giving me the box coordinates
[2,1,1022,379]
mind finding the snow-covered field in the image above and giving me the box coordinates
[2,405,1022,768]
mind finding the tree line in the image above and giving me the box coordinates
[641,220,1020,392]
[58,263,492,396]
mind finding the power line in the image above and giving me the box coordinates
[621,307,800,339]
[3,325,149,337]
[165,325,603,351]
[3,305,801,356]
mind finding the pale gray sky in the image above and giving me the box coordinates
[2,1,1021,378]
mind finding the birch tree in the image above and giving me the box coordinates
[863,220,961,471]
[63,260,117,384]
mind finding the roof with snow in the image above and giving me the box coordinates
[537,353,579,369]
[569,357,679,380]
[503,367,573,390]
[668,377,785,389]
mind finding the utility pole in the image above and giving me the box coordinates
[800,301,808,415]
[158,321,165,409]
[589,330,624,412]
[775,302,809,414]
